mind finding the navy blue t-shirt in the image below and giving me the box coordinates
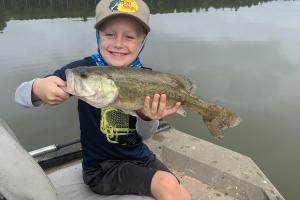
[52,57,152,168]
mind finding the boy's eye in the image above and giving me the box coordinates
[104,33,114,38]
[126,35,136,40]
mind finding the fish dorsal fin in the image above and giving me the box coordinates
[172,74,197,94]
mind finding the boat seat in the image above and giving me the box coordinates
[0,118,58,200]
[48,163,154,200]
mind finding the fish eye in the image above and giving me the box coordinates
[79,71,88,79]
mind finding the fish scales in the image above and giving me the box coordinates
[101,68,192,109]
[116,80,193,111]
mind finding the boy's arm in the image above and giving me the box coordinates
[15,57,96,108]
[15,76,69,107]
[135,93,181,139]
[15,79,44,108]
[136,116,159,140]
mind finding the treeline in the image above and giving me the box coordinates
[146,0,273,13]
[0,0,283,32]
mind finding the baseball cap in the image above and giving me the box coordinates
[95,0,150,33]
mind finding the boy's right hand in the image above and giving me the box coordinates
[32,76,70,106]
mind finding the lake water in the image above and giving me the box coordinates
[0,0,299,199]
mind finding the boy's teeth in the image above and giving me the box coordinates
[112,52,124,56]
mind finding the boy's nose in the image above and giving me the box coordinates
[113,35,124,48]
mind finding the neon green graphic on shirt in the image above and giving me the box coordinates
[100,106,136,143]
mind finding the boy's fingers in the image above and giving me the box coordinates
[59,85,68,93]
[49,102,63,106]
[165,102,181,116]
[56,87,70,100]
[172,102,182,113]
[157,94,167,115]
[49,94,69,105]
[51,76,66,87]
[175,102,181,108]
[59,92,70,100]
[48,99,61,105]
[143,96,151,113]
[151,94,160,114]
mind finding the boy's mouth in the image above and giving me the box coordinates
[109,51,128,57]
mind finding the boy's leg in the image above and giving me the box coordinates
[83,160,156,196]
[83,154,169,196]
[83,155,191,199]
[147,155,191,200]
[151,170,191,200]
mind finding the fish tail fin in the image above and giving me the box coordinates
[201,104,242,139]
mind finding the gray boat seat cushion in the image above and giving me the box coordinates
[0,119,58,200]
[48,163,154,200]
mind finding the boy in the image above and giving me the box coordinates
[15,0,191,199]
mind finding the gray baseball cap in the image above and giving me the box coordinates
[95,0,150,33]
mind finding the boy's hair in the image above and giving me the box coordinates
[95,0,150,33]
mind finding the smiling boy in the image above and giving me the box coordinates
[15,0,191,199]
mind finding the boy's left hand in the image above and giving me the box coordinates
[136,94,181,121]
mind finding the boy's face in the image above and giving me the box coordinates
[99,16,145,67]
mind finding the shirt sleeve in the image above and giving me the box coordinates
[15,79,44,108]
[15,57,96,108]
[136,116,159,140]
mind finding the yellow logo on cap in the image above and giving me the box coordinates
[109,0,138,13]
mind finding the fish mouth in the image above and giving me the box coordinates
[65,69,75,95]
[65,69,97,97]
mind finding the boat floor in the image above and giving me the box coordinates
[47,160,235,200]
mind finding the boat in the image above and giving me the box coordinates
[0,118,284,200]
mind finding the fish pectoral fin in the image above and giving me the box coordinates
[128,110,138,117]
[121,110,139,117]
[176,107,187,117]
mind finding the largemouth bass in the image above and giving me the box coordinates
[65,66,241,138]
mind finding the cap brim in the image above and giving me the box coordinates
[94,13,150,33]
